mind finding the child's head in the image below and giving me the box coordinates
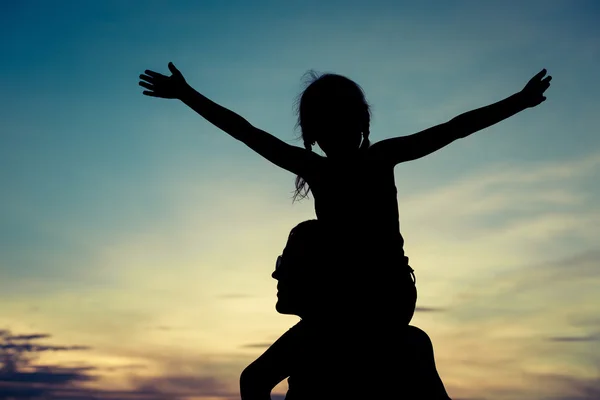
[292,71,372,201]
[296,71,372,158]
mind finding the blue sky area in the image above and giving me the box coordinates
[1,1,599,399]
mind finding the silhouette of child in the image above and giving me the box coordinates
[139,63,551,324]
[139,64,550,398]
[239,219,452,399]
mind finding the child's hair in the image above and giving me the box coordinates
[292,70,372,202]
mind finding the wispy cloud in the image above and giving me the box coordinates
[0,329,90,362]
[3,334,51,341]
[547,335,600,343]
[401,150,600,283]
[426,248,600,400]
[240,342,271,349]
[415,306,447,313]
[402,151,600,400]
[0,328,246,400]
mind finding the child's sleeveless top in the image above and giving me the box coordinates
[308,152,409,269]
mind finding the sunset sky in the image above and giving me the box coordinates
[1,1,599,399]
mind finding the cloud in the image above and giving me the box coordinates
[547,336,600,343]
[240,342,271,349]
[402,151,600,234]
[442,250,600,341]
[4,334,51,341]
[0,368,240,400]
[401,150,600,313]
[104,363,147,372]
[132,375,236,399]
[525,369,600,400]
[0,343,90,352]
[154,326,172,331]
[0,331,90,352]
[0,383,176,400]
[0,329,91,378]
[0,328,243,400]
[0,370,238,400]
[0,367,94,385]
[415,306,447,313]
[0,386,47,399]
[427,248,600,400]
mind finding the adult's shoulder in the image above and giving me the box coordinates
[286,320,310,338]
[406,325,434,346]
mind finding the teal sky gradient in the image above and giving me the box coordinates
[1,1,599,399]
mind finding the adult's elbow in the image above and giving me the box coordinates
[239,366,255,391]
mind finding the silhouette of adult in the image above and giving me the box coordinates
[240,220,451,399]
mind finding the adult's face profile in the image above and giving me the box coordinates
[271,221,326,317]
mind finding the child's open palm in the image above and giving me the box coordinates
[520,69,552,108]
[139,62,188,99]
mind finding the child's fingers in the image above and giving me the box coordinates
[534,69,547,80]
[139,81,154,90]
[139,74,155,83]
[144,70,163,78]
[168,62,180,75]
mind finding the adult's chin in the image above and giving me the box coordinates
[275,300,295,315]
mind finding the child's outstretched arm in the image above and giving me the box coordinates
[240,325,300,400]
[139,63,321,177]
[371,69,552,165]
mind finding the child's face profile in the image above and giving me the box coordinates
[301,75,368,158]
[315,127,362,157]
[311,103,364,157]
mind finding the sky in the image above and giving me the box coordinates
[1,0,599,399]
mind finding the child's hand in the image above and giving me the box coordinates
[139,62,188,99]
[519,69,552,108]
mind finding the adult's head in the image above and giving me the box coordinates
[271,219,417,323]
[271,219,338,318]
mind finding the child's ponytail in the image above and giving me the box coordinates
[292,138,314,202]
